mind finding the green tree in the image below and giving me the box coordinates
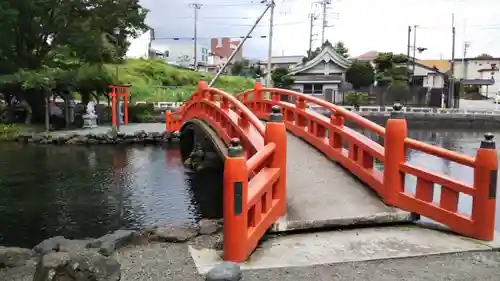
[345,91,368,110]
[345,60,375,90]
[332,41,349,58]
[0,0,148,124]
[231,61,245,75]
[373,52,410,87]
[271,67,293,88]
[475,53,493,59]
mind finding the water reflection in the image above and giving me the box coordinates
[0,144,222,248]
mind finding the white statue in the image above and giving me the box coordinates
[86,101,96,115]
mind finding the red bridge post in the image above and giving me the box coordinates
[223,138,248,262]
[383,103,407,206]
[264,105,287,215]
[472,133,498,240]
[253,82,263,114]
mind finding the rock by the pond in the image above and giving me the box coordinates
[198,219,222,235]
[34,236,67,255]
[0,246,32,268]
[205,262,242,281]
[91,230,136,257]
[17,130,175,146]
[33,250,121,281]
[58,239,93,253]
[153,225,198,243]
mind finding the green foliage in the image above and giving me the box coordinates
[110,59,254,102]
[385,80,411,103]
[475,53,493,59]
[128,103,155,123]
[0,124,41,141]
[373,52,410,87]
[271,67,293,88]
[345,60,375,90]
[231,61,245,76]
[345,91,368,107]
[332,41,349,58]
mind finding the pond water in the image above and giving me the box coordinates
[399,129,500,230]
[0,129,499,248]
[0,144,223,248]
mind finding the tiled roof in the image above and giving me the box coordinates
[356,51,379,61]
[417,60,451,73]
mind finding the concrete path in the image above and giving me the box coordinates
[189,225,500,274]
[272,133,411,232]
[47,123,166,136]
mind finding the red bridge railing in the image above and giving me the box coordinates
[237,82,497,241]
[165,81,287,262]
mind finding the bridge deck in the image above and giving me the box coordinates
[272,133,412,232]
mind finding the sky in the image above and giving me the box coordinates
[127,0,500,60]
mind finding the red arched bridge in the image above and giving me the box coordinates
[165,81,498,263]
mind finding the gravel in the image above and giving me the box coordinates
[2,244,499,281]
[243,251,500,281]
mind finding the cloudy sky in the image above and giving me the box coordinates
[128,0,500,60]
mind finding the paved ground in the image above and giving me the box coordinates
[3,242,499,281]
[272,133,411,232]
[190,225,500,274]
[48,123,166,136]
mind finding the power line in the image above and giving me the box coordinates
[153,36,268,40]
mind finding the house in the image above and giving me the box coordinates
[355,51,446,89]
[410,61,446,89]
[453,58,500,96]
[163,42,210,69]
[286,41,351,103]
[260,56,304,73]
[417,60,451,73]
[210,38,243,62]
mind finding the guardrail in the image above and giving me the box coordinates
[142,100,500,116]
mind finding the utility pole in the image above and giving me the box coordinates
[449,13,456,108]
[320,0,331,44]
[266,0,275,87]
[189,3,203,70]
[308,13,317,58]
[462,41,470,78]
[411,25,418,85]
[406,26,411,81]
[148,28,155,58]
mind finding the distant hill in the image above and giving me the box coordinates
[106,59,254,102]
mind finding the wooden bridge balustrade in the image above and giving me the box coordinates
[238,83,497,242]
[164,80,498,262]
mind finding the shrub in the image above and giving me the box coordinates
[128,103,155,123]
[345,91,368,108]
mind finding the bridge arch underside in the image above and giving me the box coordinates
[179,119,227,220]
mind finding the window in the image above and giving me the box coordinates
[303,83,324,96]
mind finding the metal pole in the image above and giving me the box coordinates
[411,25,417,85]
[308,13,315,58]
[321,1,327,44]
[406,26,411,80]
[449,13,456,108]
[209,4,272,87]
[266,1,275,87]
[189,3,202,70]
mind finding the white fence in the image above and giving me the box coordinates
[338,105,500,116]
[132,100,500,116]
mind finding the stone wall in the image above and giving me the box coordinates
[355,113,500,129]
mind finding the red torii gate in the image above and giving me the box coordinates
[108,85,130,126]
